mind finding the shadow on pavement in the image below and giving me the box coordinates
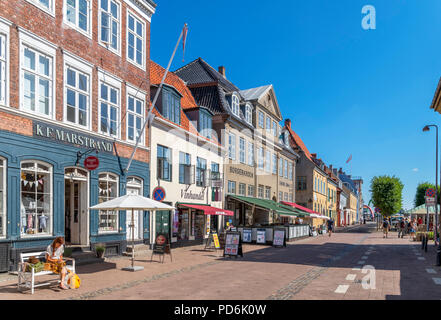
[76,261,117,274]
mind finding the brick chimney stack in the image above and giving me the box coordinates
[311,153,317,159]
[218,66,226,79]
[285,119,292,128]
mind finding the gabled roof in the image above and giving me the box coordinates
[284,120,313,161]
[240,85,272,101]
[175,57,239,93]
[149,61,222,147]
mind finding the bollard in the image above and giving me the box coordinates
[425,235,429,252]
[422,234,425,250]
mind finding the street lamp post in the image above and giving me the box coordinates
[423,125,441,266]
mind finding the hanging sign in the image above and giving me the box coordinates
[273,228,286,248]
[153,187,166,202]
[223,232,243,257]
[84,156,99,171]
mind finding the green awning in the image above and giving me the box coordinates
[405,204,441,215]
[227,195,308,217]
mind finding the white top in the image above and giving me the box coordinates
[46,244,64,260]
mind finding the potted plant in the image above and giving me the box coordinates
[95,244,105,258]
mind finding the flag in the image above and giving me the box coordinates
[182,23,188,62]
[346,154,352,164]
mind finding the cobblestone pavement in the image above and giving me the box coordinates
[2,222,441,300]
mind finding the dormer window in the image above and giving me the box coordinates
[161,87,181,125]
[199,109,212,139]
[231,94,239,116]
[245,104,252,124]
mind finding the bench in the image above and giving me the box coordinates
[17,252,75,294]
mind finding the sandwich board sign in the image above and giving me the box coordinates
[242,228,252,243]
[223,232,243,258]
[273,228,286,248]
[256,229,266,244]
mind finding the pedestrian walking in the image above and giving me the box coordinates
[383,218,390,238]
[409,219,416,241]
[327,218,334,237]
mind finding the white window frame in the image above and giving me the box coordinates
[0,157,5,238]
[266,116,271,134]
[98,172,119,234]
[247,142,254,166]
[63,52,93,130]
[20,160,53,238]
[288,162,293,180]
[19,31,57,120]
[284,159,288,178]
[25,0,55,16]
[99,0,121,55]
[279,158,283,177]
[228,133,236,160]
[239,137,246,164]
[265,150,271,173]
[231,93,240,117]
[63,0,92,39]
[245,103,252,124]
[126,84,146,145]
[126,9,146,70]
[98,70,122,139]
[258,147,264,170]
[272,120,277,137]
[272,153,277,175]
[258,111,264,128]
[0,19,10,107]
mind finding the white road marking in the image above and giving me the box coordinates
[358,260,366,264]
[335,285,349,294]
[433,278,441,285]
[427,268,437,274]
[346,274,356,281]
[352,267,361,271]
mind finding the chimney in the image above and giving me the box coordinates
[330,165,333,171]
[338,168,343,174]
[311,153,317,159]
[218,66,226,79]
[285,119,292,128]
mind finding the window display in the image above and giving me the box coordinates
[20,161,52,235]
[194,211,205,239]
[98,173,118,232]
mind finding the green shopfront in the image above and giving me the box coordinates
[0,121,150,271]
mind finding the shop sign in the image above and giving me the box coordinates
[181,189,204,200]
[33,121,113,153]
[224,232,243,257]
[229,167,254,178]
[273,228,286,248]
[84,156,99,170]
[256,229,266,244]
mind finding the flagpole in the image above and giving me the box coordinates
[125,24,187,174]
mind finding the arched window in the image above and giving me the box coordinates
[20,161,52,236]
[0,158,5,237]
[231,94,239,116]
[245,104,252,124]
[98,173,119,232]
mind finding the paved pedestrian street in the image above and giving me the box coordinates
[1,223,440,300]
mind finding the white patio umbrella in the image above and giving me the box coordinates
[90,194,174,272]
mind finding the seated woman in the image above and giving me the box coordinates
[45,236,68,290]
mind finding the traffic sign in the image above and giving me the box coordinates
[426,196,436,207]
[152,187,166,202]
[426,188,436,198]
[84,156,99,171]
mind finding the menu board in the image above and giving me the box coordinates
[273,228,286,247]
[224,232,242,257]
[256,229,266,244]
[213,233,220,249]
[242,228,252,243]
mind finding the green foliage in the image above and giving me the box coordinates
[370,175,404,217]
[95,244,105,253]
[414,182,440,207]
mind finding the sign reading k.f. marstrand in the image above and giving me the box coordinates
[33,121,113,153]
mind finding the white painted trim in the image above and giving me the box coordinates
[97,172,120,234]
[98,0,122,57]
[19,30,57,121]
[0,157,6,238]
[126,8,146,71]
[97,68,123,88]
[0,20,10,109]
[24,0,56,17]
[98,70,122,139]
[63,53,93,131]
[124,0,154,22]
[126,88,145,145]
[0,105,150,152]
[62,0,93,40]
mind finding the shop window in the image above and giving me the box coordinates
[21,45,53,117]
[127,10,145,68]
[98,173,119,232]
[65,65,90,127]
[127,94,144,143]
[157,145,172,182]
[179,152,192,184]
[196,157,207,187]
[193,210,205,239]
[20,161,52,236]
[99,82,120,137]
[0,158,5,237]
[64,0,91,36]
[100,0,120,53]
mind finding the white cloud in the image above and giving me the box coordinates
[412,168,419,172]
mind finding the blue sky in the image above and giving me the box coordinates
[150,0,441,210]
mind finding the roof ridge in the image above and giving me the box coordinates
[173,57,202,74]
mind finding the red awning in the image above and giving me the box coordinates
[282,201,321,215]
[178,204,234,216]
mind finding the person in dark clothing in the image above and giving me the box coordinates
[327,218,334,237]
[383,218,390,238]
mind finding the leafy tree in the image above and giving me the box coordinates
[370,175,404,217]
[414,182,440,207]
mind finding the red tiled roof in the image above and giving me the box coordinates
[285,123,313,161]
[149,61,221,147]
